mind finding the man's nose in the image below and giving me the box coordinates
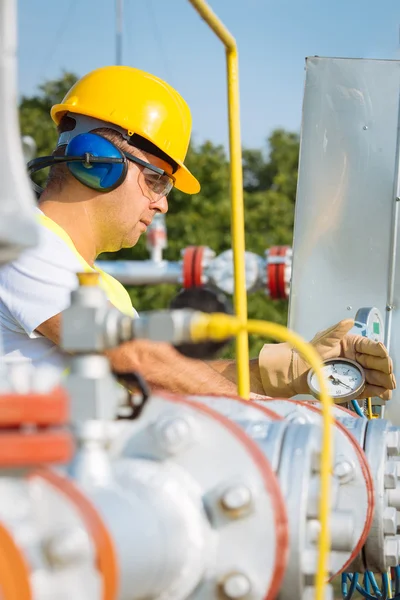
[153,195,168,214]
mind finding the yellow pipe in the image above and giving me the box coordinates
[188,0,250,399]
[191,312,333,600]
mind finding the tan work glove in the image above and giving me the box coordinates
[258,319,396,400]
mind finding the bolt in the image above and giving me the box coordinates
[383,506,397,535]
[311,449,322,473]
[384,537,400,567]
[386,429,400,456]
[363,125,368,130]
[388,488,400,510]
[307,514,353,552]
[286,409,310,424]
[306,518,320,543]
[347,306,352,311]
[153,414,195,454]
[220,485,252,517]
[330,512,355,552]
[44,527,93,568]
[220,573,252,599]
[333,460,355,483]
[384,461,397,489]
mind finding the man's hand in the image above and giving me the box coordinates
[258,319,396,400]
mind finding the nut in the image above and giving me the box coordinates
[220,485,252,517]
[333,460,354,483]
[383,506,397,535]
[388,488,400,510]
[384,537,400,567]
[285,409,311,425]
[152,413,195,454]
[384,461,398,489]
[44,527,93,567]
[386,430,400,457]
[220,573,252,599]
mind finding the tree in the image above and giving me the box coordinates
[268,129,300,200]
[19,73,300,358]
[19,71,78,185]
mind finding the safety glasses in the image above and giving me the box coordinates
[123,151,175,201]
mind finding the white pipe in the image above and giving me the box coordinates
[0,0,38,264]
[97,260,182,285]
[80,458,209,600]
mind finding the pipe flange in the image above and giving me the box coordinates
[260,398,374,575]
[110,392,288,600]
[189,394,352,600]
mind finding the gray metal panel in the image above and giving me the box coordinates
[288,57,400,415]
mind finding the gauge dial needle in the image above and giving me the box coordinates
[328,375,353,391]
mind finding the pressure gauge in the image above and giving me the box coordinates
[350,307,384,344]
[307,358,366,402]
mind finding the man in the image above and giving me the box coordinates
[0,66,395,400]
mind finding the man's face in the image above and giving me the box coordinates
[98,144,172,251]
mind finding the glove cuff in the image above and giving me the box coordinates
[258,343,297,397]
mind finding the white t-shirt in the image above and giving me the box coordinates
[0,209,135,375]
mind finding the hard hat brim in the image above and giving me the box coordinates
[173,159,200,195]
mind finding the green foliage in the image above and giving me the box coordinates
[19,73,300,358]
[19,71,78,185]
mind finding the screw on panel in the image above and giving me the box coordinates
[220,485,253,518]
[347,306,352,311]
[220,572,252,599]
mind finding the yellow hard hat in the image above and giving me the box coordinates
[50,66,200,194]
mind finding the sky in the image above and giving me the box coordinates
[17,0,400,152]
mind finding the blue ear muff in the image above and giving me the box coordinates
[65,133,127,192]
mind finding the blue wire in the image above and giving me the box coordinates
[395,566,400,596]
[342,573,348,598]
[342,573,359,600]
[367,571,383,597]
[381,572,389,600]
[351,399,366,417]
[345,573,382,600]
[354,581,381,600]
[364,573,371,594]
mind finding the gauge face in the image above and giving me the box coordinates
[307,358,366,402]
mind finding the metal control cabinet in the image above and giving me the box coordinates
[288,57,400,422]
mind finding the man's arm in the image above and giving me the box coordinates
[36,313,240,396]
[207,359,267,395]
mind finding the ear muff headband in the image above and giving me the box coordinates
[27,133,129,193]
